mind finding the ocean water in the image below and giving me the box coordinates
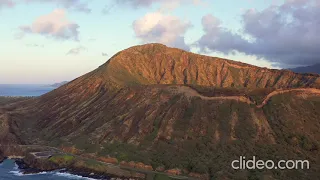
[0,84,55,96]
[0,160,95,180]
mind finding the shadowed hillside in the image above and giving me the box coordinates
[1,44,320,180]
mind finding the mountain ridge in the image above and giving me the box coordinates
[91,43,320,89]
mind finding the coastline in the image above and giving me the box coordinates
[0,144,145,180]
[5,158,143,180]
[0,145,198,180]
[13,159,114,180]
[0,150,6,164]
[0,157,6,164]
[0,157,198,180]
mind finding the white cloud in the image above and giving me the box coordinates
[24,0,91,13]
[114,0,205,12]
[133,12,192,50]
[19,9,80,41]
[66,46,87,55]
[1,0,92,13]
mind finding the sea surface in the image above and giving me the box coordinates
[0,160,95,180]
[0,84,55,96]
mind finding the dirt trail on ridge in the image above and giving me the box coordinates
[170,86,320,108]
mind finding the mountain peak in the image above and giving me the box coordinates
[137,43,168,47]
[94,44,320,88]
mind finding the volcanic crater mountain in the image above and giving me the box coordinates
[1,43,320,180]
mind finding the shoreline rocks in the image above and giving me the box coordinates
[12,151,145,180]
[0,157,6,164]
[0,151,4,163]
[14,158,143,180]
[15,158,48,174]
[0,145,207,180]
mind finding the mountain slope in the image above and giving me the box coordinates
[1,43,320,180]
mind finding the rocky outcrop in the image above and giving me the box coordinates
[133,162,153,171]
[165,168,182,175]
[0,150,5,163]
[120,161,135,168]
[0,145,24,159]
[98,156,118,164]
[15,152,144,179]
[21,153,59,172]
[69,162,144,180]
[120,161,153,171]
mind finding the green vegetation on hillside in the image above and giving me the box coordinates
[49,154,75,166]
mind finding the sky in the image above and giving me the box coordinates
[0,0,319,84]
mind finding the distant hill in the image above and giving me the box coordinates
[291,63,320,74]
[50,81,68,88]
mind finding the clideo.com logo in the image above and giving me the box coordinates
[231,156,310,170]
